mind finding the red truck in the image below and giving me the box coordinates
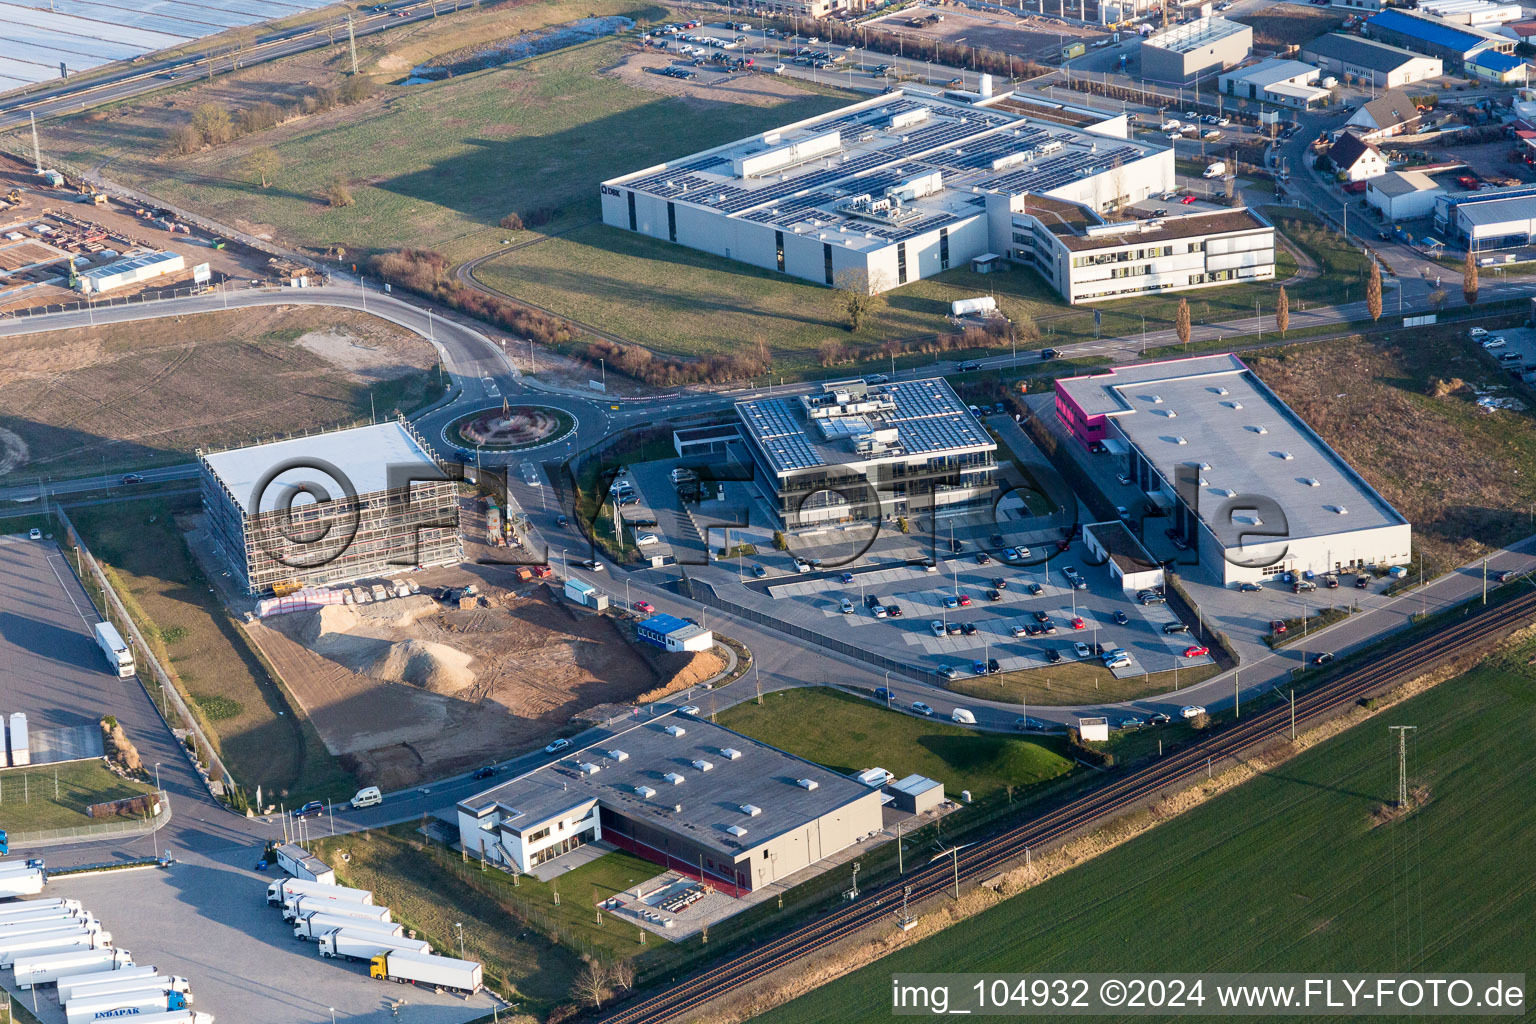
[532,565,553,579]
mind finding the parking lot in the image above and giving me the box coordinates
[9,849,499,1024]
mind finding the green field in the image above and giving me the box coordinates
[70,496,354,803]
[716,689,1073,798]
[755,645,1536,1023]
[0,759,157,834]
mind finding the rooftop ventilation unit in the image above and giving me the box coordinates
[1225,401,1244,409]
[740,803,762,816]
[606,749,629,762]
[1277,451,1294,460]
[577,763,601,776]
[691,759,714,772]
[1174,436,1188,445]
[721,748,743,760]
[1158,409,1177,418]
[726,824,749,837]
[1151,394,1164,403]
[1216,487,1237,497]
[1329,505,1349,515]
[796,778,819,791]
[1248,425,1268,434]
[665,724,687,737]
[1303,478,1321,487]
[1214,387,1228,395]
[663,772,685,786]
[673,804,682,813]
[635,785,656,798]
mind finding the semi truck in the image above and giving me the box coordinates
[5,713,27,766]
[65,989,187,1024]
[0,927,111,966]
[273,844,334,885]
[318,929,431,962]
[93,622,134,678]
[13,948,134,989]
[293,912,402,942]
[0,904,85,926]
[266,878,371,908]
[369,950,483,994]
[0,898,80,920]
[0,914,100,939]
[0,870,49,900]
[284,894,390,925]
[61,976,193,1008]
[57,967,166,1004]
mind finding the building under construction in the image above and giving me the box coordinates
[199,420,462,595]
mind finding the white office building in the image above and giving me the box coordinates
[1367,170,1444,221]
[1055,354,1411,586]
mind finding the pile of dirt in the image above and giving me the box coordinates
[298,597,477,694]
[635,647,726,703]
[366,638,476,694]
[101,717,143,775]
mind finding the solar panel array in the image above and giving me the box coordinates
[881,380,992,453]
[974,144,1142,195]
[739,398,823,471]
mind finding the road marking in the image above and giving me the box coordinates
[46,550,94,628]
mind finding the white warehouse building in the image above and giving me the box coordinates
[1055,354,1411,586]
[600,91,1175,298]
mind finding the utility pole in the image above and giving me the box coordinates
[347,16,359,75]
[29,112,42,174]
[1233,666,1239,719]
[1289,689,1296,741]
[1389,725,1417,807]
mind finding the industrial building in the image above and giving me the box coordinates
[1006,196,1276,303]
[735,377,995,529]
[1301,33,1444,89]
[74,250,184,294]
[1434,183,1536,250]
[1469,49,1528,83]
[1367,170,1444,220]
[600,91,1176,296]
[1139,17,1254,85]
[200,421,462,595]
[637,614,715,653]
[456,715,886,893]
[1326,132,1388,182]
[1345,88,1431,140]
[1417,0,1522,28]
[1217,59,1332,108]
[1365,8,1513,70]
[1083,520,1164,593]
[1055,354,1411,586]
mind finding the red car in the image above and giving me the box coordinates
[634,600,655,614]
[1070,616,1086,630]
[1270,619,1286,634]
[958,594,972,607]
[533,565,553,579]
[1183,645,1210,658]
[1180,195,1198,204]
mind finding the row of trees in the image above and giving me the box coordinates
[370,248,577,347]
[165,77,375,156]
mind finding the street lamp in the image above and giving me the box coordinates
[454,922,466,959]
[883,670,892,707]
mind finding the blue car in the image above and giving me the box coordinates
[840,572,854,584]
[292,800,324,819]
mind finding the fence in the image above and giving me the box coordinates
[7,791,172,849]
[53,506,232,801]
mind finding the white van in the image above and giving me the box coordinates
[951,708,976,725]
[349,786,382,809]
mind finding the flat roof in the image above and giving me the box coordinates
[1368,8,1508,52]
[1056,354,1406,544]
[1144,16,1250,53]
[604,91,1161,254]
[201,421,440,515]
[1370,170,1442,196]
[1052,208,1272,252]
[1302,33,1440,72]
[1473,49,1524,71]
[460,715,879,857]
[1086,520,1158,574]
[737,377,992,475]
[891,774,942,796]
[1222,58,1318,88]
[639,613,690,635]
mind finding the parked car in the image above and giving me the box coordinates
[941,666,961,680]
[1179,705,1207,719]
[1238,582,1261,592]
[839,598,855,614]
[635,534,660,546]
[987,658,1001,674]
[942,595,959,610]
[840,572,854,584]
[1162,622,1189,634]
[1073,641,1092,658]
[1026,582,1044,596]
[1011,625,1030,638]
[975,552,992,565]
[946,622,963,636]
[1061,566,1086,589]
[972,660,988,676]
[911,701,935,717]
[1015,715,1047,730]
[679,705,700,716]
[292,800,324,819]
[28,528,41,540]
[544,738,571,753]
[753,564,767,578]
[1148,712,1171,725]
[633,600,655,614]
[470,765,498,781]
[1046,648,1063,664]
[1355,574,1370,589]
[1270,619,1287,634]
[886,603,903,618]
[1119,716,1145,729]
[986,589,1003,602]
[930,620,946,637]
[1070,616,1086,630]
[874,686,893,702]
[960,622,978,636]
[1033,610,1051,623]
[957,594,972,607]
[992,577,1007,590]
[1183,645,1210,658]
[1013,546,1032,559]
[1181,195,1198,205]
[1314,652,1335,665]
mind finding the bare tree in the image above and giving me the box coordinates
[245,147,281,188]
[1463,248,1479,307]
[832,268,887,332]
[818,338,845,367]
[324,176,354,207]
[1276,285,1289,337]
[190,104,233,146]
[1175,297,1191,347]
[1429,288,1447,311]
[570,960,612,1008]
[1366,261,1382,322]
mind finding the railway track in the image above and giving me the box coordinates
[598,586,1536,1024]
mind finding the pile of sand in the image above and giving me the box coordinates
[298,596,477,694]
[366,638,476,694]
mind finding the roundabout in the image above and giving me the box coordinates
[444,401,577,453]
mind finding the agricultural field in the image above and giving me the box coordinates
[0,759,157,833]
[1248,316,1536,575]
[1233,4,1345,48]
[716,689,1073,798]
[755,641,1536,1022]
[70,495,354,803]
[0,305,438,483]
[37,6,848,266]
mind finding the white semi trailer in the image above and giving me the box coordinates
[13,948,134,989]
[283,895,390,925]
[317,929,431,962]
[0,927,111,967]
[61,976,193,1008]
[0,915,99,940]
[369,950,483,994]
[0,869,47,899]
[65,991,188,1024]
[56,966,167,1004]
[293,912,401,942]
[0,898,81,920]
[265,878,371,908]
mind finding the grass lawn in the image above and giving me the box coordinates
[754,640,1536,1023]
[716,689,1074,798]
[1247,315,1536,575]
[56,27,851,265]
[312,825,589,1012]
[947,660,1220,707]
[0,759,157,834]
[69,496,354,802]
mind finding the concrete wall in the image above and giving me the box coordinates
[740,789,884,890]
[1141,29,1252,84]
